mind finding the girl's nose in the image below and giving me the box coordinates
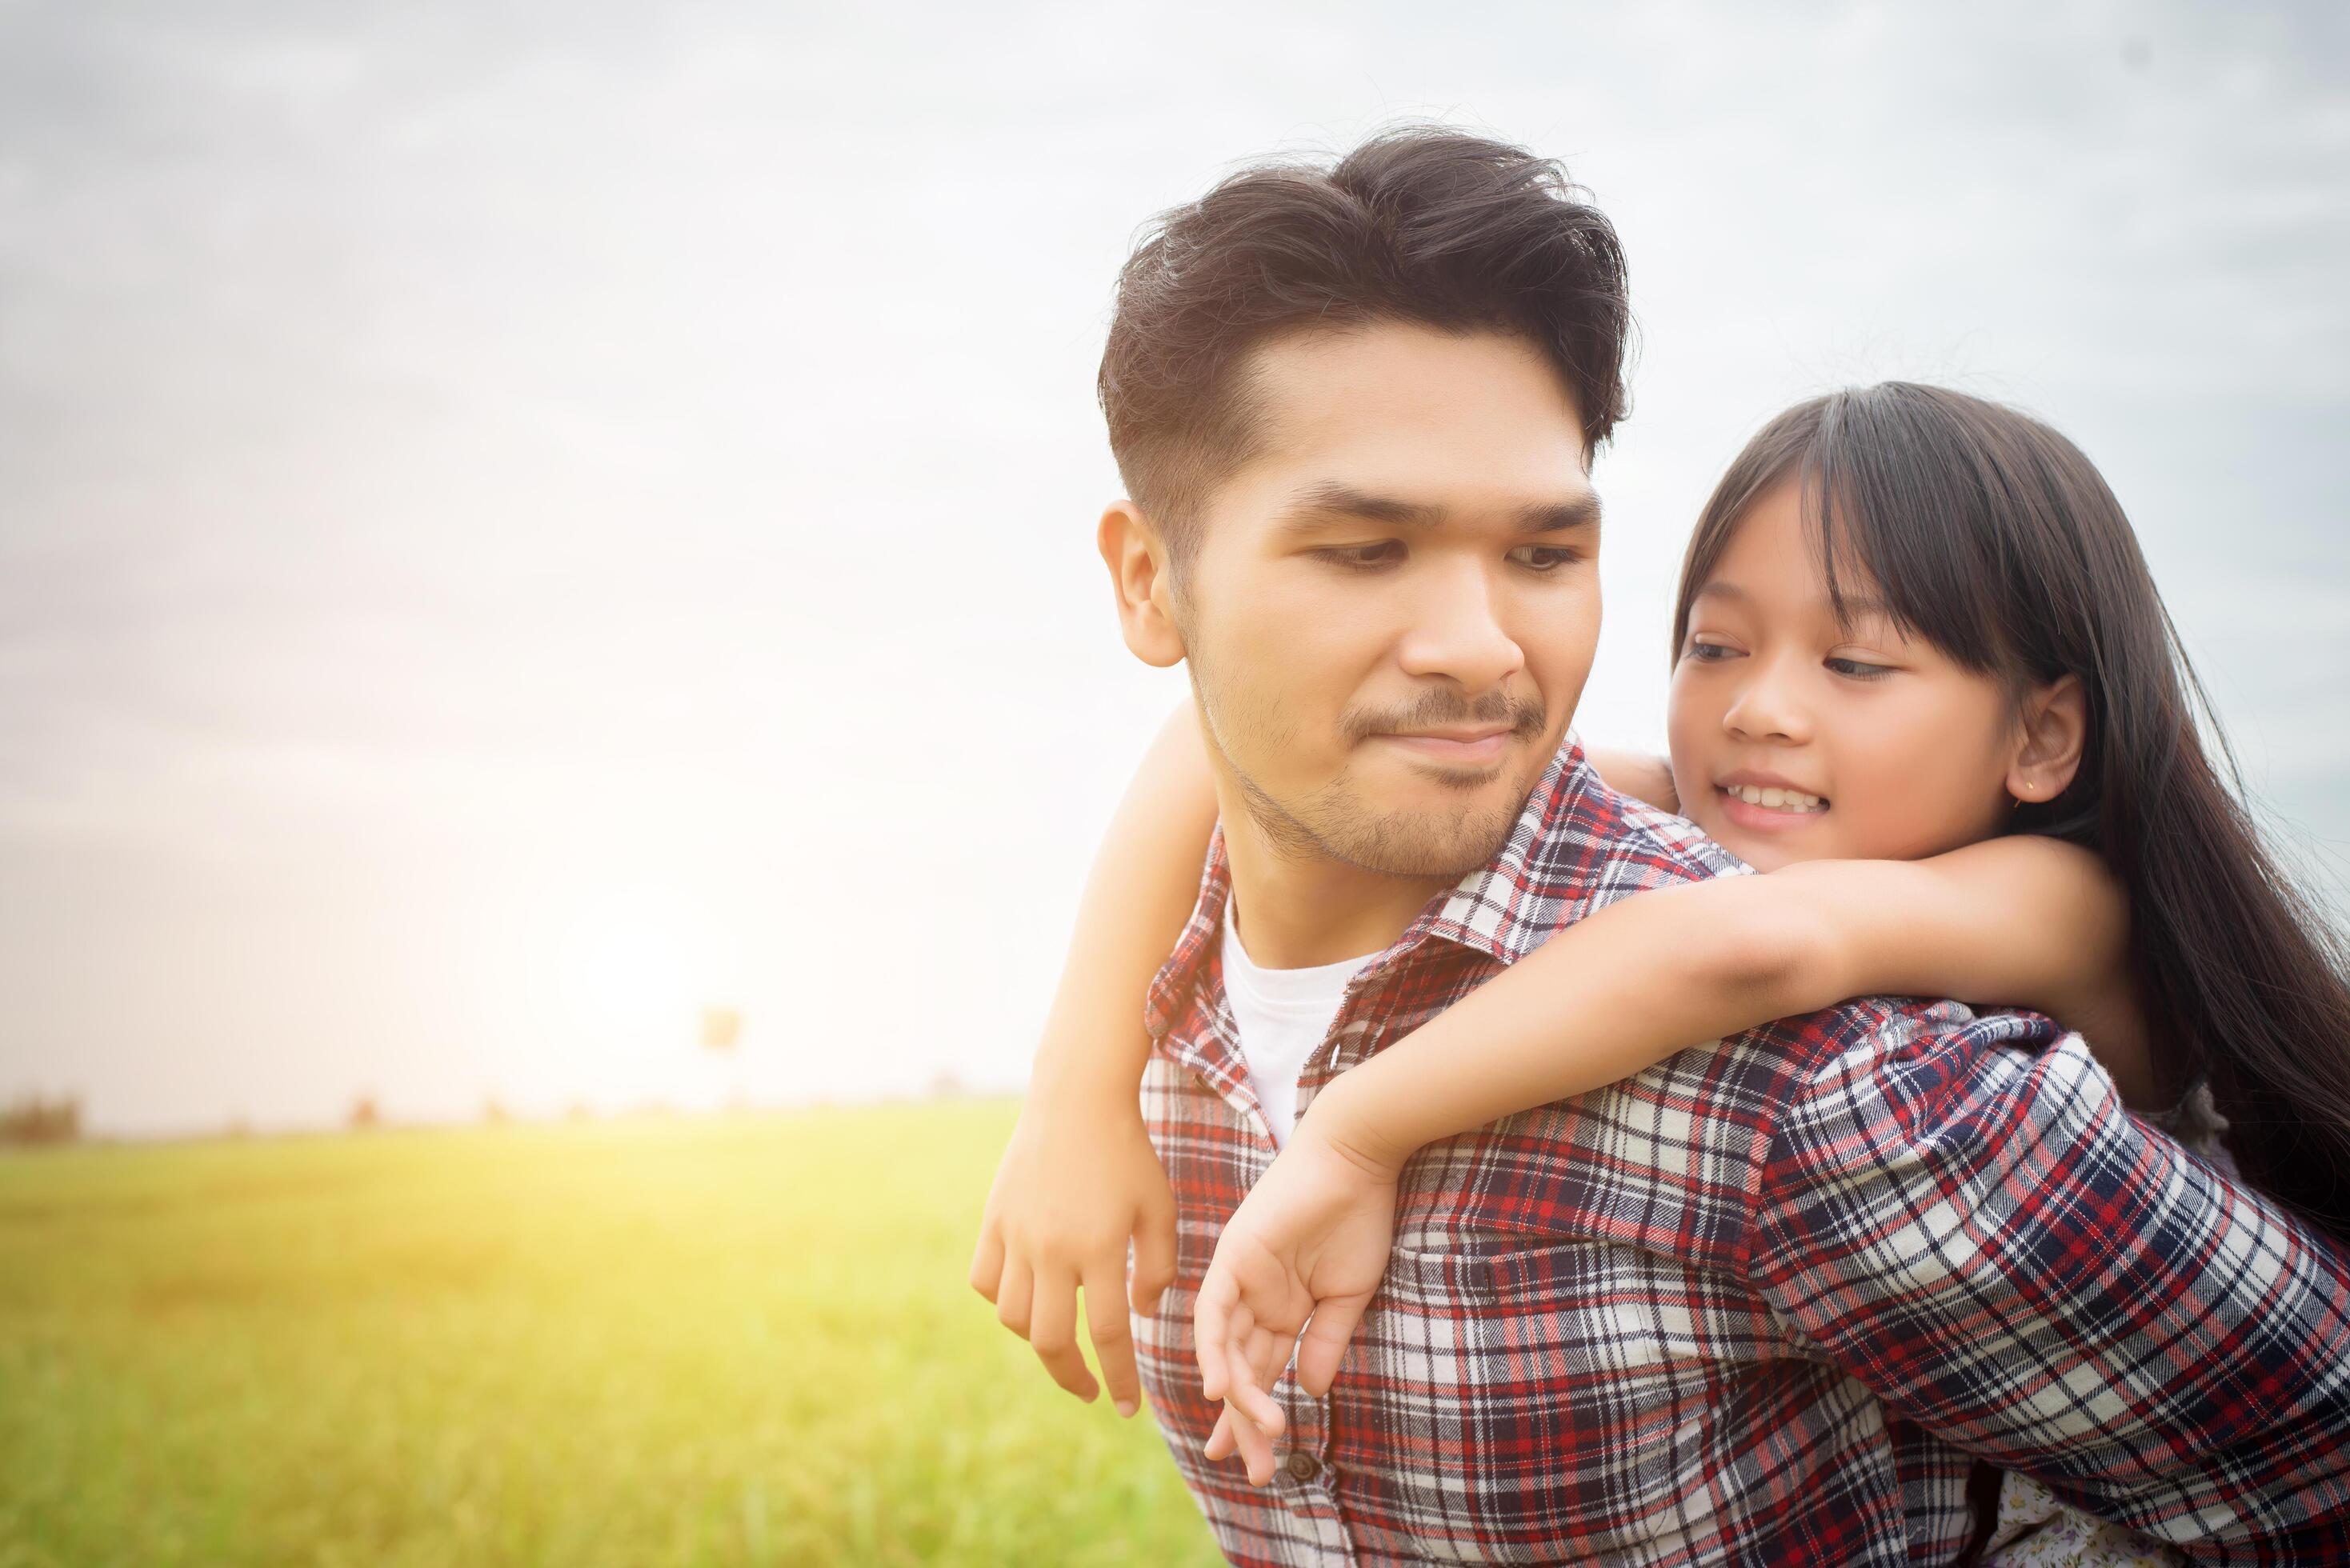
[1720,659,1810,745]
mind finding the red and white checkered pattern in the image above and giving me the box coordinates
[1134,737,2350,1566]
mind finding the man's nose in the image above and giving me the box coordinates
[1394,560,1527,693]
[1720,655,1811,744]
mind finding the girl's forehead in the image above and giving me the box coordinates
[1700,494,1896,624]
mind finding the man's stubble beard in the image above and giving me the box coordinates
[1187,644,1551,884]
[1235,760,1528,882]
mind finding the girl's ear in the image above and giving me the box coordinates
[1097,501,1187,668]
[2008,674,2088,804]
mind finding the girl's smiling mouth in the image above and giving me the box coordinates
[1715,772,1829,830]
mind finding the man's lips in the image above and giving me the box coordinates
[1371,726,1514,766]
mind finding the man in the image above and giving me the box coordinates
[972,128,2350,1562]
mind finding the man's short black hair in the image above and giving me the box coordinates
[1098,126,1633,559]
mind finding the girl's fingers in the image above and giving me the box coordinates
[1204,1406,1237,1462]
[1227,1322,1286,1436]
[1227,1398,1278,1486]
[994,1255,1034,1339]
[1026,1266,1099,1402]
[1295,1292,1371,1396]
[967,1222,1006,1303]
[1194,1278,1247,1401]
[1130,1189,1179,1318]
[1230,1379,1286,1438]
[1203,1397,1276,1480]
[1222,1300,1259,1406]
[1247,1322,1286,1388]
[1081,1256,1141,1416]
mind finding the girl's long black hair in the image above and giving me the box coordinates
[1672,382,2350,1242]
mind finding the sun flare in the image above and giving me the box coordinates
[532,889,747,1108]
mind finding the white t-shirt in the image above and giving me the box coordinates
[1219,908,1379,1147]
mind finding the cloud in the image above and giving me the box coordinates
[1,0,2343,1129]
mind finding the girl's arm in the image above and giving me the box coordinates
[1192,834,2146,1477]
[1027,702,1219,1102]
[1315,833,2145,1174]
[970,702,1220,1413]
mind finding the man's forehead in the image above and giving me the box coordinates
[1244,321,1585,434]
[1223,324,1595,514]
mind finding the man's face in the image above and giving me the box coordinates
[1170,322,1601,881]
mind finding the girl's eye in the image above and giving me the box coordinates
[1315,542,1403,570]
[1826,656,1896,681]
[1507,544,1581,572]
[1683,639,1739,663]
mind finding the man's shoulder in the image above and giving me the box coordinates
[1591,790,1751,890]
[1534,747,1757,906]
[1706,988,2094,1252]
[1434,745,1747,962]
[1731,989,2070,1102]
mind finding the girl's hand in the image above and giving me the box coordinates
[1201,1337,1294,1486]
[1191,1111,1402,1479]
[970,1082,1179,1415]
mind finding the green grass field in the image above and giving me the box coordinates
[0,1102,1221,1566]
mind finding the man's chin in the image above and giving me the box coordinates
[1308,753,1554,878]
[1234,742,1552,880]
[1310,797,1524,882]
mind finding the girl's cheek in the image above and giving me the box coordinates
[1842,708,2006,860]
[1663,697,1712,819]
[1663,672,1709,758]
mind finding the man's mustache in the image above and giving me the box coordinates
[1342,690,1548,743]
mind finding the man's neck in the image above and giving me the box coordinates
[1216,797,1455,970]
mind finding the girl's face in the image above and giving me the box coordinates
[1666,480,2022,872]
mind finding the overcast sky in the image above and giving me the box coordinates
[3,0,2345,1134]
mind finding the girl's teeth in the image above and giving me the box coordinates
[1727,783,1825,813]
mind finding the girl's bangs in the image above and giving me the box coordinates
[1800,395,2011,680]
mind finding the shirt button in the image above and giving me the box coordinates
[1285,1451,1320,1482]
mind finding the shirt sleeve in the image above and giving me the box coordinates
[1749,1006,2350,1565]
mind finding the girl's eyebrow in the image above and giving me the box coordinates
[1696,578,1900,630]
[1831,594,1899,628]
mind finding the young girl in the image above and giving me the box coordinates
[971,383,2350,1562]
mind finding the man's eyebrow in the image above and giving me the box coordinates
[1273,482,1443,532]
[1516,494,1602,536]
[1274,482,1602,537]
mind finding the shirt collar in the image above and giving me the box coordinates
[1144,731,1607,1040]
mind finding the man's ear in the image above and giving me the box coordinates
[2007,674,2088,804]
[1097,500,1187,668]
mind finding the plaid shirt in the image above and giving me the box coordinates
[1135,738,2350,1566]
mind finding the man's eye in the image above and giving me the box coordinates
[1826,656,1895,681]
[1315,542,1403,570]
[1507,545,1582,572]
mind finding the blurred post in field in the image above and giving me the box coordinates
[701,1007,745,1109]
